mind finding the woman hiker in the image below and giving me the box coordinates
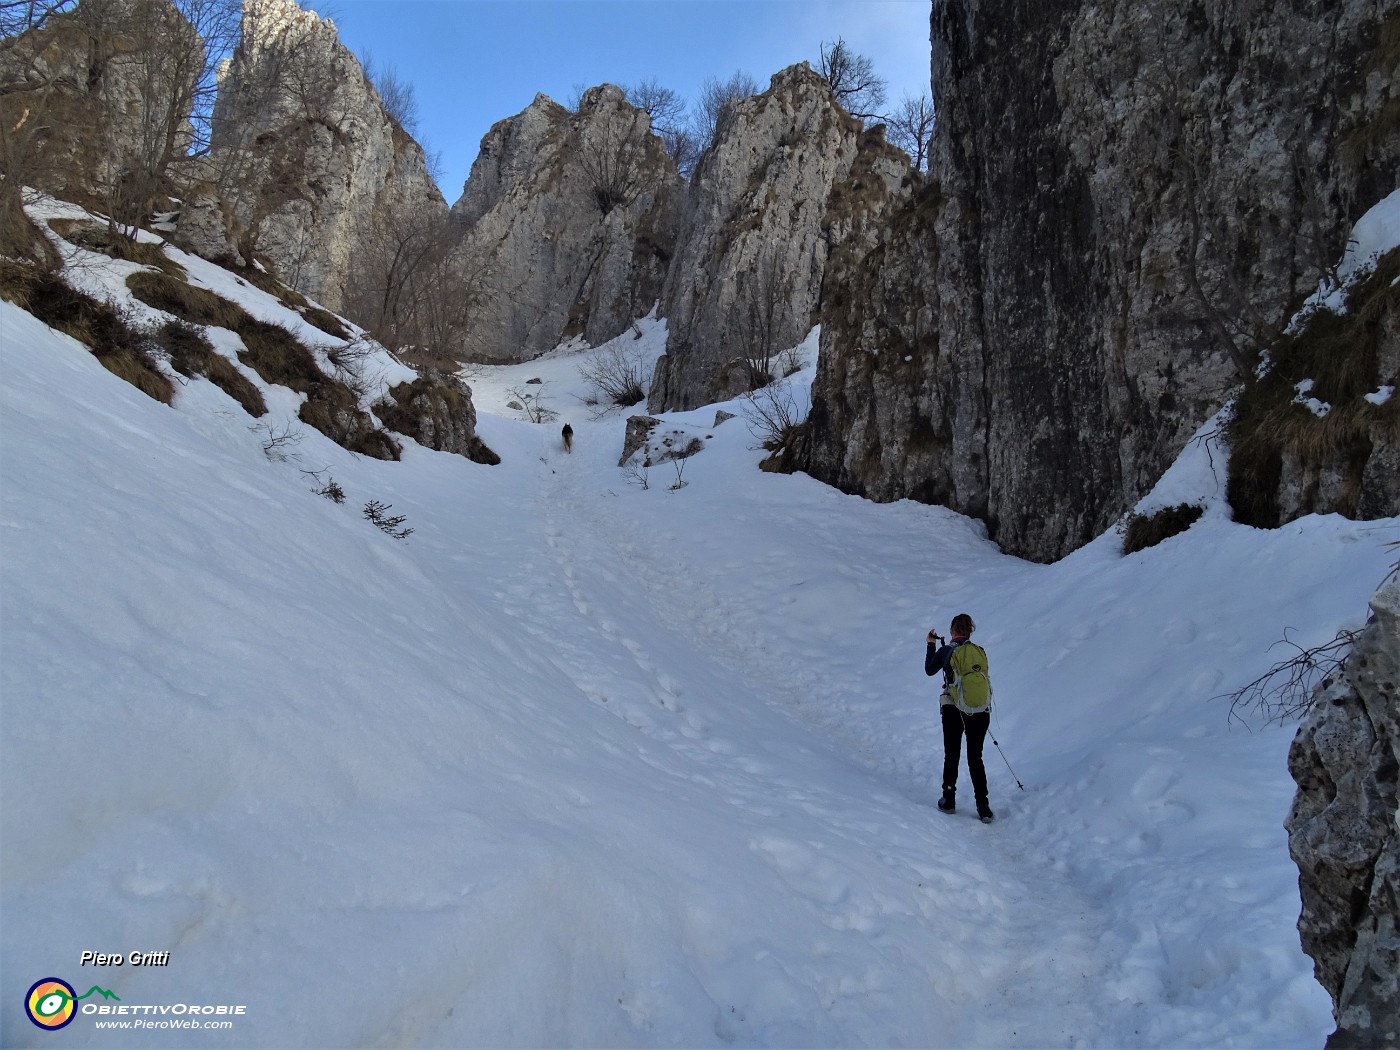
[925,613,995,823]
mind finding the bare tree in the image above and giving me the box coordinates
[0,2,79,255]
[340,203,487,363]
[0,0,77,37]
[200,5,350,268]
[739,249,794,387]
[362,51,420,136]
[0,0,238,246]
[625,75,695,175]
[885,92,935,170]
[664,125,700,180]
[626,76,684,130]
[693,70,758,154]
[103,0,243,232]
[817,37,887,121]
[578,116,647,216]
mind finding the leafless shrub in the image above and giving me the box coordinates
[743,383,808,453]
[324,335,381,397]
[776,341,805,378]
[667,457,689,491]
[1219,628,1360,726]
[251,420,302,462]
[506,384,557,423]
[578,114,646,216]
[579,344,647,407]
[623,460,650,490]
[301,468,345,503]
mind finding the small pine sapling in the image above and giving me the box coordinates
[364,500,414,539]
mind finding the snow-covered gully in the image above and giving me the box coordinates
[6,214,1394,1045]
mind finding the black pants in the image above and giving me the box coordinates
[941,705,990,804]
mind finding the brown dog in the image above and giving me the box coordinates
[561,423,573,453]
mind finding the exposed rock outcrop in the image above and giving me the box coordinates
[619,415,663,467]
[376,371,500,465]
[648,63,865,412]
[1287,577,1400,1048]
[447,85,683,363]
[806,0,1400,563]
[197,0,446,311]
[1228,204,1400,530]
[0,0,201,213]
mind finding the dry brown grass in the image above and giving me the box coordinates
[49,220,186,277]
[1,261,172,404]
[1121,503,1204,555]
[301,306,351,341]
[128,273,344,422]
[235,318,323,394]
[229,264,309,310]
[152,320,267,417]
[127,270,249,330]
[1228,245,1400,525]
[1,201,61,268]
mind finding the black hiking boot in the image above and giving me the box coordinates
[937,789,956,813]
[977,802,995,824]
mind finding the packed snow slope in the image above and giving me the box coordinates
[3,205,1396,1047]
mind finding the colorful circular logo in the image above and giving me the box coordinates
[26,978,77,1030]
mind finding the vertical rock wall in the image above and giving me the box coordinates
[204,0,446,310]
[1287,577,1400,1048]
[446,85,683,364]
[807,0,1399,563]
[648,64,865,412]
[0,0,202,211]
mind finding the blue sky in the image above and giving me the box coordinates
[301,0,934,202]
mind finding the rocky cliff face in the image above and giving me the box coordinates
[807,0,1399,563]
[196,0,446,310]
[648,64,864,412]
[1287,576,1400,1048]
[0,0,201,213]
[447,85,683,363]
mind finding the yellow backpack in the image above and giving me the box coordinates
[949,641,992,714]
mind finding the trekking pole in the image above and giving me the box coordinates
[988,730,1025,791]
